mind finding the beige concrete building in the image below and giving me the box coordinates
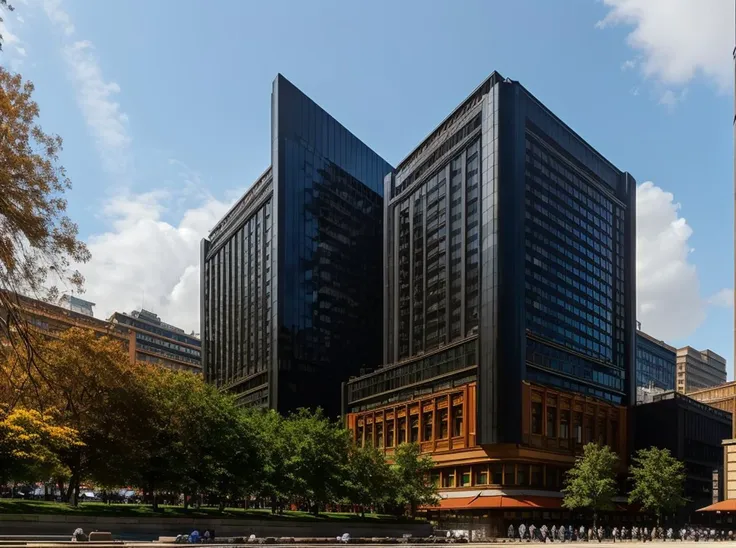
[677,346,727,394]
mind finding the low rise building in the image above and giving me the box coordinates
[677,347,727,394]
[109,309,201,373]
[3,293,135,359]
[631,391,732,518]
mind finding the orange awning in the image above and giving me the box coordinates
[430,495,563,510]
[698,500,736,512]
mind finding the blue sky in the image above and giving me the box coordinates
[1,0,733,372]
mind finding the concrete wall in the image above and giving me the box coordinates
[0,514,431,540]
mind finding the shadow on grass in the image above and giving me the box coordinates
[0,500,420,523]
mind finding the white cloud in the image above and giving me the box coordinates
[42,1,131,177]
[658,88,688,109]
[42,0,74,36]
[708,288,734,308]
[598,0,735,92]
[77,191,235,333]
[621,59,637,71]
[636,182,705,340]
[1,11,27,69]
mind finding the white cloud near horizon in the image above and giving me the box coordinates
[635,182,731,342]
[597,0,735,92]
[75,191,235,334]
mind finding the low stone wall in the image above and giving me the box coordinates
[0,514,432,540]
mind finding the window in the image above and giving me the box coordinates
[356,426,364,447]
[365,424,373,446]
[387,420,395,447]
[491,463,503,485]
[545,467,559,489]
[442,469,455,488]
[532,402,543,434]
[574,411,583,444]
[376,422,384,448]
[611,420,618,451]
[431,471,440,487]
[504,464,515,486]
[459,467,471,487]
[475,466,489,486]
[597,416,607,445]
[410,416,419,443]
[547,406,557,437]
[560,410,570,439]
[453,404,463,436]
[439,408,449,439]
[517,465,528,486]
[584,415,593,444]
[422,412,433,441]
[398,417,407,445]
[531,465,543,487]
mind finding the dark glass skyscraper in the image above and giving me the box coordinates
[347,71,636,443]
[201,74,391,416]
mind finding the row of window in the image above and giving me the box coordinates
[432,462,567,490]
[529,390,620,452]
[204,194,274,387]
[389,138,481,362]
[136,332,200,357]
[355,401,465,448]
[347,340,476,405]
[526,339,625,393]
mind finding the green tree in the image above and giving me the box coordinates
[344,444,393,517]
[282,408,349,515]
[629,447,687,526]
[248,410,290,513]
[391,443,438,517]
[562,443,619,531]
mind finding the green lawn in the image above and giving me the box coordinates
[0,500,417,523]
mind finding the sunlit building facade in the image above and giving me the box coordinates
[109,309,201,374]
[344,72,637,538]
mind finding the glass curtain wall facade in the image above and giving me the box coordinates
[635,330,676,395]
[350,72,636,445]
[202,74,391,416]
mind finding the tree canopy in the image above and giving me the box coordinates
[562,442,619,529]
[0,327,434,516]
[629,446,687,525]
[391,443,439,517]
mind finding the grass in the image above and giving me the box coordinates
[0,500,419,523]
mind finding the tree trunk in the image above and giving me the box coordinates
[56,478,66,501]
[151,480,158,512]
[219,499,225,512]
[593,511,598,539]
[361,505,365,519]
[183,492,189,510]
[72,482,80,507]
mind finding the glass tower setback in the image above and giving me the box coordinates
[202,74,391,416]
[635,330,676,396]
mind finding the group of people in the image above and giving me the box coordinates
[507,524,736,542]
